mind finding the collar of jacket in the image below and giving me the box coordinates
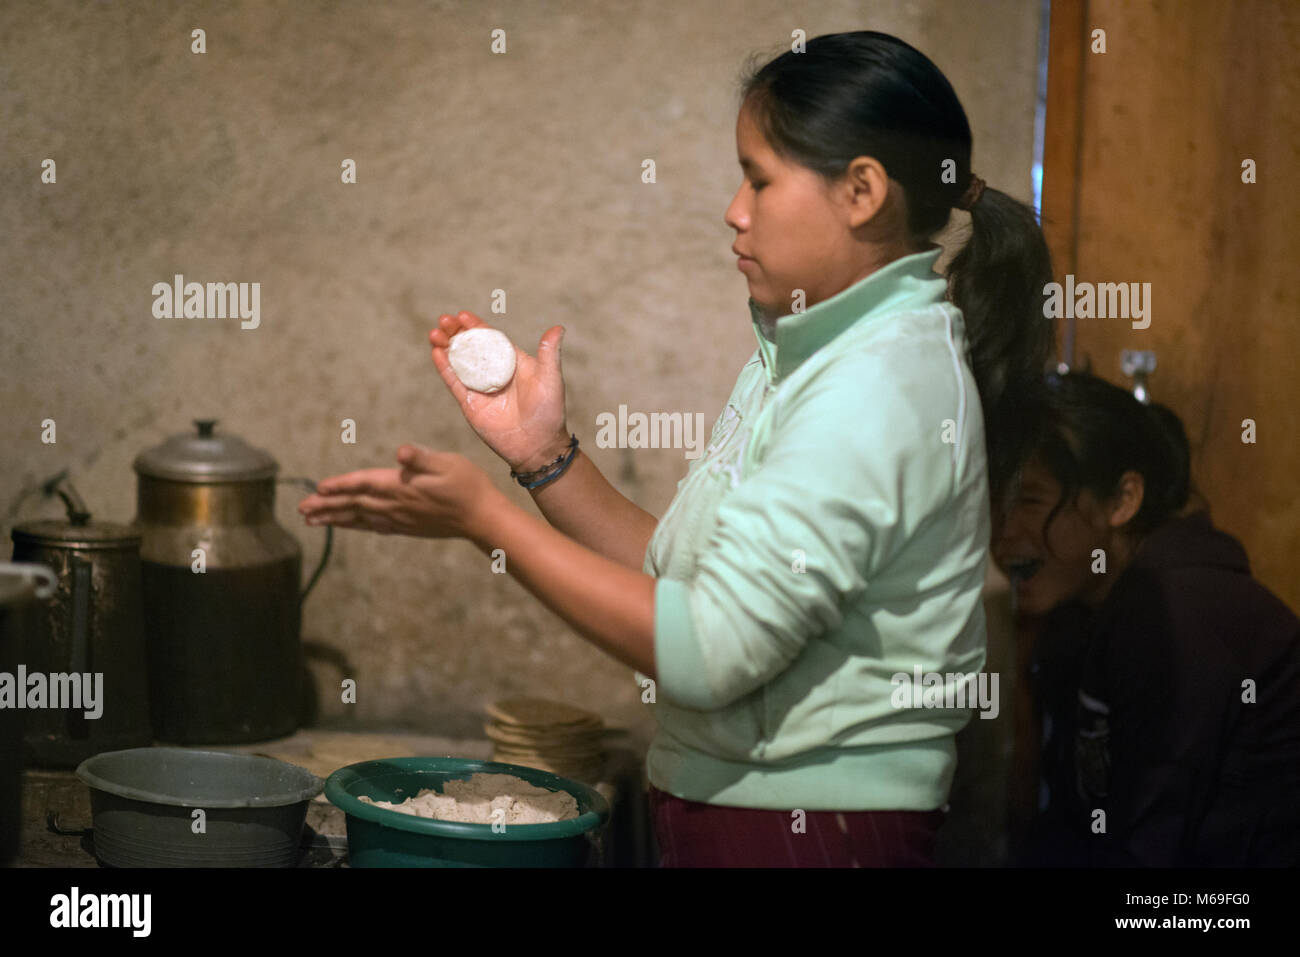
[747,246,948,384]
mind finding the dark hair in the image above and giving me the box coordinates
[738,31,1054,500]
[1032,371,1192,539]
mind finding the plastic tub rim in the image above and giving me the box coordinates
[76,747,325,809]
[325,756,609,843]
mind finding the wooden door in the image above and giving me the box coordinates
[1042,0,1300,613]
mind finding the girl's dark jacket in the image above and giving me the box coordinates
[1027,509,1300,866]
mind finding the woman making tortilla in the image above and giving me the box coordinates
[298,31,1054,867]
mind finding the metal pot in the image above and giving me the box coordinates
[131,419,331,744]
[9,488,153,768]
[75,747,324,867]
[0,563,57,866]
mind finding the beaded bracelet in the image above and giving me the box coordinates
[510,434,579,490]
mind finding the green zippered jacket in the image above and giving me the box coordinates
[640,247,991,810]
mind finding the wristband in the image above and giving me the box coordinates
[510,435,579,489]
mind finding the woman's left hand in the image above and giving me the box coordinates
[297,445,502,540]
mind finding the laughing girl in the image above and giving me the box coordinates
[994,371,1300,865]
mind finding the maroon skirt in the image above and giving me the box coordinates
[648,784,946,867]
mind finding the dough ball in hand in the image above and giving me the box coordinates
[447,327,517,393]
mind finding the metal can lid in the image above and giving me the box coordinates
[132,419,278,483]
[11,518,142,549]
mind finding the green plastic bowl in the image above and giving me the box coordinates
[325,757,609,867]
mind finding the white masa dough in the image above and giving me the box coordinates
[447,327,517,393]
[357,772,578,824]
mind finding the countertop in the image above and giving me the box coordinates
[17,729,647,867]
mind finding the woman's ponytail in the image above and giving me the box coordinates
[947,187,1056,502]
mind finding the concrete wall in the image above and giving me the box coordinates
[1,0,1040,818]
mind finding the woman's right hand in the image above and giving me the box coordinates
[430,311,573,474]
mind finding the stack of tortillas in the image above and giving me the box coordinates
[485,697,605,783]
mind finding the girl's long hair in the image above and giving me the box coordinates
[1034,370,1193,540]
